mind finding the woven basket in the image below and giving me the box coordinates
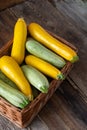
[0,31,77,128]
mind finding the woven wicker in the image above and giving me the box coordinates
[0,31,77,128]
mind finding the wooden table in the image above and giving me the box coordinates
[0,0,87,129]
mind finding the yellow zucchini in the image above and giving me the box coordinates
[28,22,79,63]
[25,55,65,80]
[0,55,33,101]
[11,18,27,64]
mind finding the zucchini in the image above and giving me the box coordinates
[25,55,65,80]
[0,70,18,89]
[0,55,33,101]
[21,65,49,93]
[26,38,66,68]
[0,79,30,109]
[28,22,79,63]
[11,18,27,65]
[0,70,39,98]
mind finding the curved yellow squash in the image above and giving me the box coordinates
[28,22,79,63]
[11,18,27,65]
[0,55,33,101]
[25,55,65,80]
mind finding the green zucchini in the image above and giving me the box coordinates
[0,70,18,89]
[26,38,66,68]
[0,70,38,98]
[0,79,30,109]
[21,65,49,93]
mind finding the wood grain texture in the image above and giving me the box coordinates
[0,9,17,47]
[49,0,87,100]
[0,0,87,129]
[0,0,25,11]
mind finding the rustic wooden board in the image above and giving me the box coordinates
[0,0,25,11]
[0,0,87,129]
[38,78,87,130]
[49,0,87,101]
[0,9,17,47]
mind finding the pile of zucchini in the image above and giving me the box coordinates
[0,18,79,109]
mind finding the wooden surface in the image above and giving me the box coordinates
[0,0,87,129]
[0,0,25,11]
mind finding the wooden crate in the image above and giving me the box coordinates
[0,31,77,128]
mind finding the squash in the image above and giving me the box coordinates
[28,22,79,63]
[25,55,65,80]
[0,55,33,101]
[26,38,66,68]
[22,65,49,93]
[0,79,30,109]
[11,18,27,64]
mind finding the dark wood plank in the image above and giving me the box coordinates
[0,0,25,11]
[0,114,48,130]
[9,0,70,31]
[59,79,87,125]
[49,0,87,99]
[39,80,87,130]
[0,9,17,47]
[30,116,49,130]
